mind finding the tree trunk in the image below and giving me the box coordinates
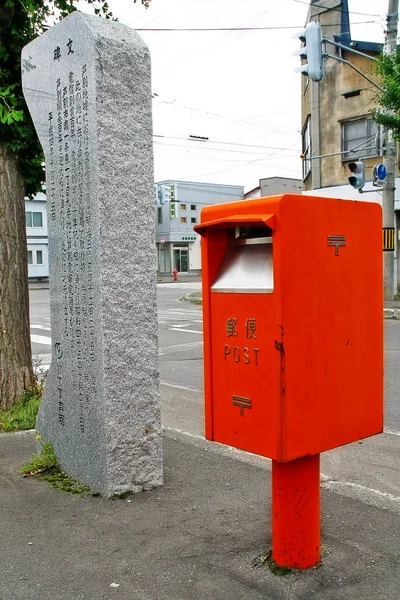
[0,142,34,409]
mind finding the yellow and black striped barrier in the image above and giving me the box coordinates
[383,227,395,251]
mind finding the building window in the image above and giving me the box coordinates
[302,117,311,180]
[181,217,187,224]
[180,203,186,210]
[157,206,163,224]
[191,217,197,224]
[26,211,43,227]
[28,249,44,265]
[191,204,196,211]
[342,118,380,161]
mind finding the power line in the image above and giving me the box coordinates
[137,26,305,31]
[153,134,299,151]
[126,0,186,28]
[183,142,300,179]
[152,97,299,134]
[153,140,300,156]
[155,144,299,163]
[135,22,377,31]
[292,0,383,18]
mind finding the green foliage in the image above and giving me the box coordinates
[0,0,151,197]
[0,384,42,432]
[372,52,400,141]
[41,469,91,494]
[252,550,292,576]
[20,438,58,473]
[21,438,91,494]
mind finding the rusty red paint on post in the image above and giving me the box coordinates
[272,454,320,568]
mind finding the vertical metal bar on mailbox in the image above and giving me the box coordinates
[272,454,320,568]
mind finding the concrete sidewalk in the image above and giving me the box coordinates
[1,429,399,600]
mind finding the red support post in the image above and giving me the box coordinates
[272,454,320,568]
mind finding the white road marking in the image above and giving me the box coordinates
[158,283,202,289]
[383,427,400,436]
[159,341,203,355]
[159,313,201,320]
[166,308,202,313]
[32,339,203,365]
[170,328,203,334]
[321,479,400,505]
[34,353,52,363]
[161,382,201,393]
[30,323,51,331]
[31,334,52,345]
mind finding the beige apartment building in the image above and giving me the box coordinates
[301,0,400,292]
[301,0,386,191]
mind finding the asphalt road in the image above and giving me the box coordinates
[29,283,400,433]
[28,283,400,501]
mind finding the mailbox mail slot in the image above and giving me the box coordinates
[195,194,383,462]
[211,234,274,294]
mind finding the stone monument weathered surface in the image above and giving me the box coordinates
[22,11,163,496]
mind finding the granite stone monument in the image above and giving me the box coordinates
[22,11,163,496]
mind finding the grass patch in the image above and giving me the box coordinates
[21,439,57,474]
[21,439,91,495]
[252,550,292,576]
[0,385,42,432]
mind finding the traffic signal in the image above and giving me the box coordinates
[157,185,169,205]
[293,21,324,82]
[348,161,365,190]
[372,163,386,186]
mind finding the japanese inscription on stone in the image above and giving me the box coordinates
[47,51,96,433]
[22,11,163,497]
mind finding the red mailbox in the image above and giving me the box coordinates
[195,194,383,568]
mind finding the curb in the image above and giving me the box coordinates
[384,308,400,320]
[181,291,202,305]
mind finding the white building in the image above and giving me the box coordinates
[26,191,49,279]
[244,177,303,199]
[25,181,245,279]
[155,180,244,274]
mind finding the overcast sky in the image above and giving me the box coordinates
[76,0,386,192]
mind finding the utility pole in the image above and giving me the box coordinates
[382,0,399,299]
